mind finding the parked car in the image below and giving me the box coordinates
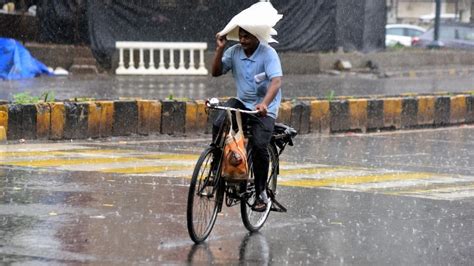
[385,24,426,47]
[412,22,474,50]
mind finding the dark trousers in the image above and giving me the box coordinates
[212,98,275,196]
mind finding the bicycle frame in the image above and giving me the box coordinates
[187,99,297,242]
[206,101,260,212]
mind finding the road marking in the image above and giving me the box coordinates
[102,165,190,174]
[279,166,347,176]
[279,172,433,187]
[1,143,473,201]
[339,176,467,191]
[375,153,429,158]
[0,143,93,152]
[0,149,131,158]
[139,154,199,161]
[0,157,147,167]
[385,183,474,197]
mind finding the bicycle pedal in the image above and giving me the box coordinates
[198,192,214,198]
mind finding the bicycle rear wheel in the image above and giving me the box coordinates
[187,146,221,243]
[241,145,278,232]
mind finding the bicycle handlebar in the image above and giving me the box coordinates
[205,99,260,114]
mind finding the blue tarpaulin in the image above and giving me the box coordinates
[0,38,52,80]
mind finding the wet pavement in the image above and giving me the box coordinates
[1,72,474,102]
[0,126,473,264]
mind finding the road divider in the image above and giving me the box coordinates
[0,93,473,141]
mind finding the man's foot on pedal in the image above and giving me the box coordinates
[252,191,271,212]
[252,198,267,212]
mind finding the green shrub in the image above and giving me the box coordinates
[12,91,55,104]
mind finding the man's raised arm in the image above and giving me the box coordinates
[211,34,227,77]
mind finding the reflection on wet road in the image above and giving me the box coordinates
[0,127,473,264]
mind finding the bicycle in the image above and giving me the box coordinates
[186,98,297,244]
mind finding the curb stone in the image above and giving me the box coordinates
[0,93,473,141]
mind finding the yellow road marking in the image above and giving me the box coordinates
[0,149,130,158]
[0,157,147,167]
[0,151,67,157]
[0,151,199,168]
[279,172,433,188]
[280,166,347,176]
[140,154,199,161]
[102,165,190,174]
[2,145,471,200]
[67,149,132,154]
[385,183,474,195]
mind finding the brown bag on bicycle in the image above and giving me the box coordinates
[221,110,249,181]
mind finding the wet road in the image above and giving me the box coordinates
[0,127,473,264]
[1,72,474,101]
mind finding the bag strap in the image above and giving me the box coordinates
[226,109,234,135]
[235,111,243,133]
[226,109,244,136]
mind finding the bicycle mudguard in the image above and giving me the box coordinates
[267,189,287,213]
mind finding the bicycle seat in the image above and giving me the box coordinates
[242,123,296,147]
[273,123,297,147]
[274,123,297,137]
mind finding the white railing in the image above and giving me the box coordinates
[115,41,208,75]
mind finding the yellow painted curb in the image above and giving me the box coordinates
[0,126,6,142]
[50,103,65,140]
[278,101,292,124]
[383,98,402,128]
[185,101,198,133]
[0,108,7,136]
[100,101,114,136]
[36,103,51,139]
[137,100,161,135]
[88,102,102,138]
[417,96,435,125]
[195,100,207,132]
[450,95,466,124]
[348,99,368,132]
[310,100,330,133]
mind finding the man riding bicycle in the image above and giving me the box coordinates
[211,2,283,212]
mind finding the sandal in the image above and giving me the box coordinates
[252,198,267,212]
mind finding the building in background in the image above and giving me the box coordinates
[387,0,472,25]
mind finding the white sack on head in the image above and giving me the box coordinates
[218,2,283,43]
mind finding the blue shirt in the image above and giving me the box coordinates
[221,43,283,118]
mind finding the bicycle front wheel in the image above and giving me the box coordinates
[187,146,221,243]
[241,145,278,232]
